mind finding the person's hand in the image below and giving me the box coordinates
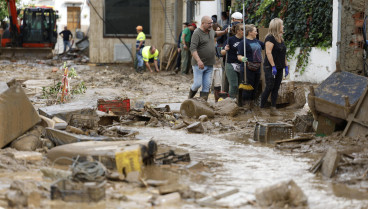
[137,47,140,51]
[241,57,247,63]
[285,66,289,77]
[224,45,230,51]
[183,44,188,50]
[178,48,181,53]
[272,66,277,76]
[198,60,204,69]
[224,27,229,34]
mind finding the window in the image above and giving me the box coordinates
[104,0,150,37]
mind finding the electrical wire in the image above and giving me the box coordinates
[87,0,134,61]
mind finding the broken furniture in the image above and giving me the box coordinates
[159,43,178,71]
[308,71,368,135]
[343,82,368,137]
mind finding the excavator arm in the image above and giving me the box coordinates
[5,0,21,46]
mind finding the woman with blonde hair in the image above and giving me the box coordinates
[221,23,244,99]
[260,18,288,115]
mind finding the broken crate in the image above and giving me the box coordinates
[97,99,130,115]
[253,123,294,143]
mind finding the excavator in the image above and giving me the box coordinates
[0,0,58,59]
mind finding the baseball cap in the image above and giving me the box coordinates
[136,25,143,30]
[231,12,243,20]
[190,23,197,28]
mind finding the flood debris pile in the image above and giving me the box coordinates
[0,85,213,207]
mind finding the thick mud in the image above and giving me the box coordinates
[0,60,367,208]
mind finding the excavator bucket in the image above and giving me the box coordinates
[0,47,53,59]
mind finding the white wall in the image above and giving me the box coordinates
[194,1,218,24]
[289,47,333,83]
[287,0,339,84]
[54,0,90,34]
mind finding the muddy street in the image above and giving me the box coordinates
[0,60,368,208]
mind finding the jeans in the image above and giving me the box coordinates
[63,40,71,53]
[260,65,283,107]
[225,63,240,98]
[137,49,144,67]
[190,65,213,93]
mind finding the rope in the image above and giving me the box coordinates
[71,160,106,182]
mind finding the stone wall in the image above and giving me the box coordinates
[340,0,367,75]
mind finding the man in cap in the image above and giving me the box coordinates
[230,12,243,24]
[137,45,160,73]
[134,25,146,72]
[180,23,196,74]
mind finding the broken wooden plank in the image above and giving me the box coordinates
[196,188,239,206]
[274,136,313,144]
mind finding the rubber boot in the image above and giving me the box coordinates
[214,86,221,102]
[270,106,281,116]
[188,88,198,99]
[200,91,209,101]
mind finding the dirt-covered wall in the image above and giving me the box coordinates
[340,0,367,75]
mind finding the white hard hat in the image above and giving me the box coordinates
[231,12,243,20]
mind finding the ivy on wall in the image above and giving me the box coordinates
[233,0,332,73]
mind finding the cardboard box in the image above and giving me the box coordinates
[0,83,40,148]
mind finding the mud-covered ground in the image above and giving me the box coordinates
[0,59,368,208]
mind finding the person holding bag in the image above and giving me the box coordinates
[260,18,289,115]
[220,24,244,99]
[237,24,264,108]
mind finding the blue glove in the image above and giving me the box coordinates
[285,66,289,77]
[272,66,277,76]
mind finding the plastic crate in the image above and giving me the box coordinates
[97,99,130,115]
[253,123,294,143]
[51,179,106,202]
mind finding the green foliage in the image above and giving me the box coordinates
[72,81,87,95]
[0,0,36,28]
[68,67,77,78]
[42,82,62,99]
[233,0,332,73]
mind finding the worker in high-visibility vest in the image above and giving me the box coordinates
[137,45,160,73]
[134,25,146,71]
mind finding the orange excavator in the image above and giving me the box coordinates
[1,0,58,58]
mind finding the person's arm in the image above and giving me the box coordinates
[69,31,73,40]
[265,41,275,66]
[145,61,152,72]
[59,31,63,37]
[237,41,247,62]
[191,51,204,69]
[215,28,228,37]
[137,40,143,50]
[182,33,187,49]
[154,60,159,72]
[221,44,229,56]
[190,32,204,69]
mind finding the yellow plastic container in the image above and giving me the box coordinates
[115,145,143,177]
